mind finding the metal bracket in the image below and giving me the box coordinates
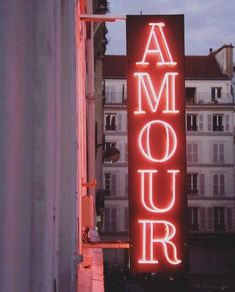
[81,178,97,188]
[80,14,126,22]
[83,240,130,249]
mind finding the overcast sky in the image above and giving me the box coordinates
[106,0,235,57]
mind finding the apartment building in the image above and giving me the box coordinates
[101,45,235,288]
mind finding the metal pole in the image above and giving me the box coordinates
[86,0,95,227]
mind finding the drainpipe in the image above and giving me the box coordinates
[86,0,95,227]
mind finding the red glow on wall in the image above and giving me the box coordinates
[127,15,187,273]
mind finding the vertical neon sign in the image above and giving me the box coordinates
[127,15,187,273]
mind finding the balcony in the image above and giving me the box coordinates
[186,92,233,105]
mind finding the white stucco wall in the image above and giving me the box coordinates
[0,1,78,291]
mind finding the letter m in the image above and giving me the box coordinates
[134,72,179,114]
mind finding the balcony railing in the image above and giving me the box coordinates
[186,92,233,105]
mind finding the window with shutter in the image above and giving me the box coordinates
[220,174,225,195]
[187,114,197,131]
[125,143,128,162]
[207,207,213,230]
[193,144,198,162]
[213,114,224,131]
[104,208,111,231]
[211,87,222,101]
[187,173,199,196]
[225,114,229,131]
[104,173,111,195]
[213,174,225,196]
[213,144,218,162]
[188,207,199,231]
[199,114,203,131]
[117,143,122,162]
[125,173,128,195]
[199,207,206,231]
[219,144,224,163]
[104,207,117,232]
[105,86,110,103]
[117,113,122,131]
[110,86,116,103]
[187,143,198,163]
[214,207,225,231]
[213,143,224,163]
[111,174,117,196]
[187,144,192,162]
[213,174,219,195]
[199,173,205,195]
[111,208,117,231]
[208,114,212,131]
[123,112,127,132]
[227,208,232,230]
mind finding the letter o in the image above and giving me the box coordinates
[138,120,177,162]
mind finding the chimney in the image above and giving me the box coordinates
[214,44,234,78]
[209,48,213,54]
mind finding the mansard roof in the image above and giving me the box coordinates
[103,55,230,80]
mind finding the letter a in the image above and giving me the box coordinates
[136,23,176,66]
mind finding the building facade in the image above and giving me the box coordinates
[102,45,235,290]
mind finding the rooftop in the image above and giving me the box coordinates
[103,55,230,80]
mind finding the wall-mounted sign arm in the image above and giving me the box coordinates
[80,14,126,22]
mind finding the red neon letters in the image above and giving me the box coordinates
[127,15,186,273]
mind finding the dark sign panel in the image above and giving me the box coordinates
[127,15,187,273]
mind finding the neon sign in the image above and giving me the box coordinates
[127,15,187,273]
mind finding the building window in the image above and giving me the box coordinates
[186,87,196,104]
[211,87,221,102]
[187,143,198,163]
[214,207,225,231]
[187,174,198,195]
[213,174,225,196]
[213,143,224,163]
[105,86,116,103]
[105,142,116,151]
[104,173,117,196]
[187,173,205,195]
[104,207,117,232]
[187,114,197,131]
[105,113,117,131]
[213,114,223,131]
[188,207,199,231]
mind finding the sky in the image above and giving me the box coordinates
[106,0,235,57]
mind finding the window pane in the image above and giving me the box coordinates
[213,175,218,195]
[220,175,225,195]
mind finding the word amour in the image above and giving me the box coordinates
[134,22,181,265]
